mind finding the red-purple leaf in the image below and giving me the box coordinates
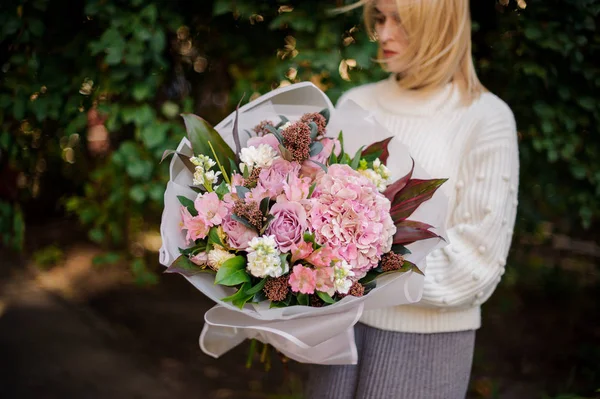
[383,158,415,202]
[361,136,393,165]
[161,150,196,173]
[164,255,215,278]
[393,220,441,245]
[390,178,447,221]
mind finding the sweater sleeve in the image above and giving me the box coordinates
[420,102,519,310]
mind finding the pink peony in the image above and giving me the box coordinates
[180,206,210,242]
[290,241,314,263]
[194,192,229,226]
[221,215,258,250]
[307,164,396,278]
[315,267,335,295]
[266,198,308,252]
[300,137,341,178]
[231,173,245,188]
[258,158,300,198]
[288,264,317,294]
[247,133,281,153]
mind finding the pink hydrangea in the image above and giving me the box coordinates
[307,164,396,278]
[194,192,228,226]
[180,206,209,243]
[288,264,317,294]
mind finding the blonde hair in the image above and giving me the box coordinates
[338,0,484,104]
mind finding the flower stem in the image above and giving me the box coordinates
[207,140,231,186]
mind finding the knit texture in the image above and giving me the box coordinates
[337,75,519,333]
[305,323,475,399]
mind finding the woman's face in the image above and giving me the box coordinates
[373,0,409,73]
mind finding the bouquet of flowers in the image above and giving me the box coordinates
[159,82,449,364]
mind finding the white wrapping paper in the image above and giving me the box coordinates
[159,82,449,365]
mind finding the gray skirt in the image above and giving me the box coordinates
[305,323,475,399]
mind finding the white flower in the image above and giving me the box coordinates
[190,154,216,170]
[278,121,292,131]
[333,260,355,294]
[191,155,221,187]
[246,235,288,278]
[239,144,279,173]
[358,158,391,192]
[207,246,235,270]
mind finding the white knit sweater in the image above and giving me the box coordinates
[338,75,519,333]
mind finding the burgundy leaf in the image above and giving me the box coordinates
[390,178,447,221]
[383,158,415,202]
[164,255,215,278]
[161,150,195,173]
[361,136,393,165]
[393,220,441,245]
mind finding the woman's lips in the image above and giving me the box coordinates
[383,50,397,58]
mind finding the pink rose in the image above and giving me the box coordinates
[288,264,317,294]
[194,192,228,226]
[180,206,209,243]
[247,133,281,153]
[266,199,308,252]
[221,215,258,250]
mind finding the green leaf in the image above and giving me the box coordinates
[236,185,250,198]
[297,293,309,306]
[245,278,267,296]
[309,122,318,140]
[391,244,411,255]
[177,195,198,216]
[316,291,336,304]
[221,282,254,308]
[308,182,317,198]
[309,141,323,157]
[231,213,256,231]
[215,255,250,286]
[350,146,364,170]
[215,180,230,200]
[404,260,424,276]
[181,114,235,175]
[319,108,330,124]
[165,255,215,277]
[208,226,224,248]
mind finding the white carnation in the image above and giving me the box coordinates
[207,247,235,270]
[239,144,279,173]
[246,235,288,278]
[333,260,355,294]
